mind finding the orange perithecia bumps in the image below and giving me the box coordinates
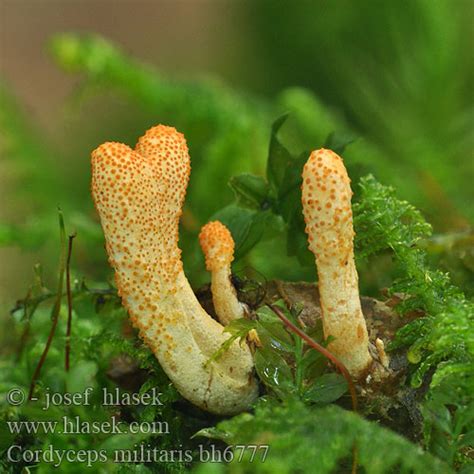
[302,149,354,259]
[91,125,258,415]
[199,221,235,271]
[302,149,373,378]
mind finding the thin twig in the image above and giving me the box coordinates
[28,210,67,401]
[65,233,76,372]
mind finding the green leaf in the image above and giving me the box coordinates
[276,151,308,219]
[300,346,326,381]
[286,213,314,266]
[211,205,277,260]
[266,113,292,191]
[228,173,270,210]
[256,320,294,353]
[266,145,314,265]
[206,318,257,365]
[254,347,295,398]
[302,373,348,404]
[323,130,358,155]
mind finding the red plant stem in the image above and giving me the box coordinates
[268,304,358,412]
[65,233,76,372]
[268,304,359,473]
[28,314,59,400]
[28,210,66,401]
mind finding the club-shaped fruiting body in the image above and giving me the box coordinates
[302,149,373,377]
[199,221,245,326]
[91,125,258,414]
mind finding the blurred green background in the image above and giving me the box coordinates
[1,0,473,322]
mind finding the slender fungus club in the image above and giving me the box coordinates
[302,149,373,378]
[199,221,245,326]
[91,125,258,414]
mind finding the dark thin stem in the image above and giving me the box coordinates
[267,304,358,412]
[65,233,76,372]
[28,210,67,401]
[28,308,60,400]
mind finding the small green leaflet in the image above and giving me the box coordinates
[266,113,292,191]
[228,173,270,210]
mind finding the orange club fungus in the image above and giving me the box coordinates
[91,125,258,414]
[301,149,373,378]
[199,221,246,326]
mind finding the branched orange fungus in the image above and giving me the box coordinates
[91,125,258,414]
[302,149,373,377]
[199,221,245,326]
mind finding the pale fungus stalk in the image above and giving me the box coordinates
[91,125,258,414]
[301,149,373,377]
[199,221,245,326]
